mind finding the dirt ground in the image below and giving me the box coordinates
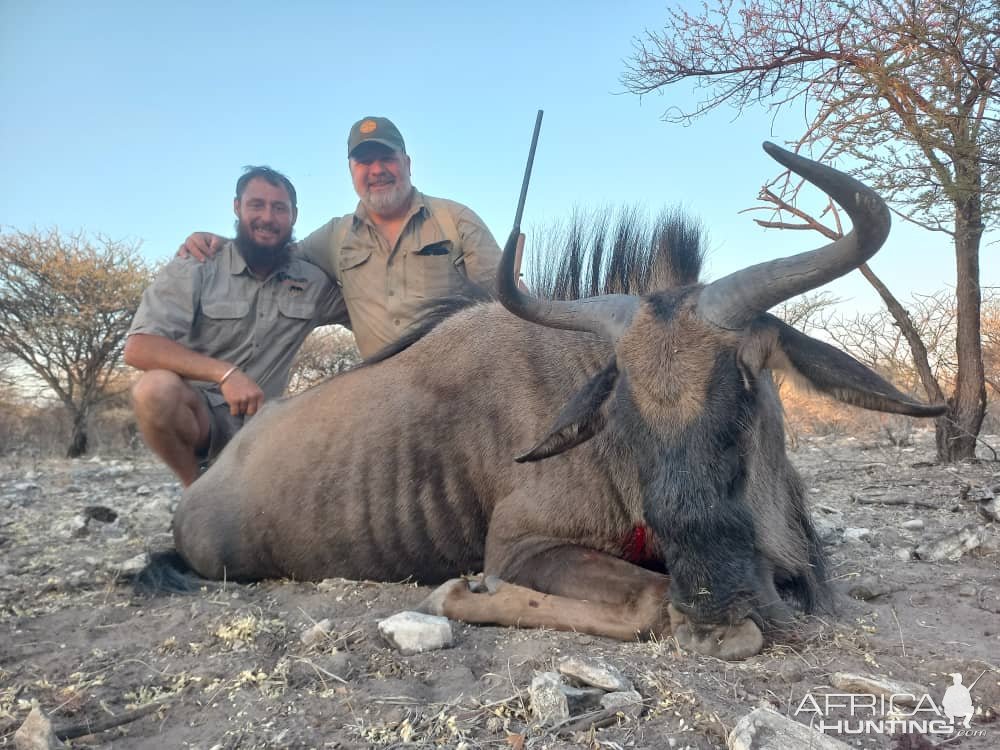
[1,428,998,749]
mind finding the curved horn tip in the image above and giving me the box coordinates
[761,141,805,171]
[761,141,785,157]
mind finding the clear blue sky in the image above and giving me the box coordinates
[2,1,995,314]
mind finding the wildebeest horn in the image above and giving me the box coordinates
[696,142,891,330]
[497,227,640,341]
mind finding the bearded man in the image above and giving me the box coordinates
[126,167,345,485]
[182,117,502,358]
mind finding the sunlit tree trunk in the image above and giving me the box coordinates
[938,166,987,461]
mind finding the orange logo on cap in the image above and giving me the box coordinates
[359,120,377,134]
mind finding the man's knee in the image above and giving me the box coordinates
[132,370,192,420]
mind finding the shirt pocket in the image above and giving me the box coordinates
[338,246,373,300]
[202,300,250,319]
[200,300,252,352]
[410,241,458,300]
[277,295,317,320]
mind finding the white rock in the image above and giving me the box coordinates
[14,705,66,749]
[114,552,150,576]
[529,672,570,724]
[901,519,924,531]
[557,656,633,692]
[377,611,452,655]
[915,524,987,561]
[812,517,842,544]
[600,690,644,720]
[830,672,929,706]
[978,497,999,522]
[728,707,850,750]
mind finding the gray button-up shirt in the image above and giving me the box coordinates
[128,242,347,405]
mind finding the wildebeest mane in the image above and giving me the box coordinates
[528,206,705,300]
[365,206,705,363]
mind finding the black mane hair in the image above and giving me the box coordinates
[528,206,705,300]
[363,205,705,363]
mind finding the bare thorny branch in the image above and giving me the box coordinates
[624,0,997,460]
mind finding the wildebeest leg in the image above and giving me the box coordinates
[518,544,763,659]
[421,545,763,658]
[421,576,664,641]
[420,546,670,641]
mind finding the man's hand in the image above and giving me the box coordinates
[179,232,225,261]
[219,369,265,416]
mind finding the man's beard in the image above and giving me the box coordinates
[234,220,294,272]
[361,178,412,216]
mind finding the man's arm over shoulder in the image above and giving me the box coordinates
[180,232,226,261]
[450,201,501,291]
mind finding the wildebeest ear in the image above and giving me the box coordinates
[515,360,620,463]
[740,314,946,417]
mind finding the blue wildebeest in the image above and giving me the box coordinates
[140,143,944,660]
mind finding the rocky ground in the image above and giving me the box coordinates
[1,429,998,749]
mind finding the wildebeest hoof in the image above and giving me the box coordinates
[416,578,471,616]
[668,604,764,660]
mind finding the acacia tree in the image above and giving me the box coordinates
[0,229,152,457]
[625,0,998,461]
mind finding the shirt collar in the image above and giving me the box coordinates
[223,241,248,276]
[224,240,294,279]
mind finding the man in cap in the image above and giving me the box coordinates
[181,117,502,359]
[127,166,346,485]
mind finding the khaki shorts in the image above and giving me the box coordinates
[196,390,246,464]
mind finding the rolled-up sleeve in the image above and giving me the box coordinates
[455,205,501,291]
[128,257,199,340]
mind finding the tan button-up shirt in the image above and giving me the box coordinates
[296,190,501,358]
[128,242,346,405]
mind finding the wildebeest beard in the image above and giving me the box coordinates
[234,221,295,273]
